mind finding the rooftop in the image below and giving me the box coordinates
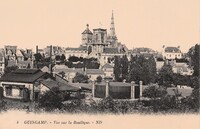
[165,47,181,53]
[41,78,79,91]
[0,69,49,83]
[103,48,119,54]
[102,63,114,69]
[86,69,104,75]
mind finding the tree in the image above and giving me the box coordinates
[55,55,61,60]
[121,55,129,80]
[96,76,102,83]
[73,73,89,83]
[188,44,200,76]
[60,54,66,62]
[38,87,63,111]
[128,55,157,84]
[142,85,167,98]
[148,56,157,83]
[4,65,19,74]
[190,77,199,111]
[114,56,122,81]
[34,53,43,62]
[157,63,174,87]
[68,56,80,62]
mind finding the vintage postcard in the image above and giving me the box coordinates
[0,0,199,129]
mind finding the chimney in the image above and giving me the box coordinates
[36,45,38,54]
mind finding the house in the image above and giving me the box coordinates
[162,45,182,60]
[40,66,50,73]
[4,46,34,69]
[53,67,84,82]
[102,63,114,79]
[85,69,105,81]
[171,62,193,76]
[40,78,80,93]
[0,69,52,101]
[65,46,88,59]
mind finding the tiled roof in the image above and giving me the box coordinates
[69,83,92,90]
[53,68,84,74]
[86,69,104,75]
[0,69,48,83]
[82,28,93,34]
[93,28,107,31]
[133,47,155,53]
[53,65,68,70]
[15,49,23,57]
[65,45,87,51]
[165,47,181,53]
[103,48,119,54]
[41,78,79,91]
[102,63,113,69]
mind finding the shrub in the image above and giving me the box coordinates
[142,86,167,98]
[38,87,63,111]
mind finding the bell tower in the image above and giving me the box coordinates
[108,10,118,47]
[81,24,93,45]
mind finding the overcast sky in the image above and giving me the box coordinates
[0,0,199,52]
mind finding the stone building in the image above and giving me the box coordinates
[65,11,128,66]
[162,45,183,60]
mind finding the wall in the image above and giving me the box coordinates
[0,81,33,100]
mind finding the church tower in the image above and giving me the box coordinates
[108,10,118,46]
[81,24,93,45]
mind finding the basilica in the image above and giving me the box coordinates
[65,11,129,66]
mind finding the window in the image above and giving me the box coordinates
[0,68,2,72]
[0,57,3,61]
[0,63,2,66]
[19,88,23,97]
[5,87,12,96]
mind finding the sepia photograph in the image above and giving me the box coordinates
[0,0,199,129]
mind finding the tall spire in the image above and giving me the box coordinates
[109,10,116,38]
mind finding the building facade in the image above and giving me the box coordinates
[162,45,182,60]
[64,11,128,66]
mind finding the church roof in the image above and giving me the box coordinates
[65,45,87,51]
[103,48,119,54]
[82,28,93,34]
[82,24,93,34]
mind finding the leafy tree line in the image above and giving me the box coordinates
[114,55,157,85]
[187,44,200,111]
[65,56,99,69]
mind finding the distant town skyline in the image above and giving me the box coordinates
[0,0,199,52]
